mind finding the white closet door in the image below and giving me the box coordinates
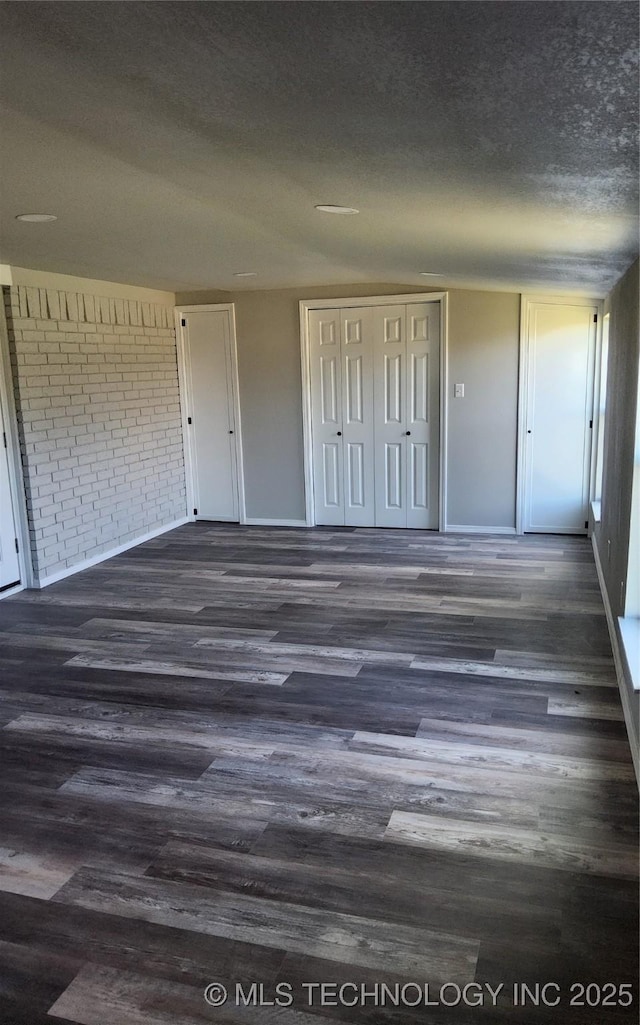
[523,302,596,533]
[373,305,407,527]
[309,309,344,525]
[405,303,440,529]
[184,310,239,521]
[309,299,441,530]
[341,308,375,526]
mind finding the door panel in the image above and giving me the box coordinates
[309,310,344,524]
[341,308,375,526]
[410,442,429,511]
[411,353,429,423]
[322,442,341,508]
[405,302,440,528]
[346,443,365,508]
[385,443,403,510]
[524,303,596,533]
[374,305,406,527]
[321,355,339,424]
[184,310,239,521]
[385,354,402,423]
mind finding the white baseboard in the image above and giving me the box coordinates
[242,518,309,528]
[444,524,517,535]
[592,534,640,786]
[37,517,190,588]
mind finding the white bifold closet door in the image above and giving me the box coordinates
[374,303,440,528]
[308,307,375,526]
[308,302,439,528]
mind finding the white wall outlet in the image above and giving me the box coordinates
[454,383,464,398]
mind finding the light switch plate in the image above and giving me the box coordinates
[454,383,465,398]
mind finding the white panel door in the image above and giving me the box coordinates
[309,309,344,525]
[0,390,20,590]
[341,307,375,526]
[373,306,407,527]
[405,303,440,528]
[183,310,239,521]
[524,302,597,533]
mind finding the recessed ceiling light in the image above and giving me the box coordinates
[15,213,58,223]
[233,271,257,278]
[315,205,359,215]
[419,271,443,277]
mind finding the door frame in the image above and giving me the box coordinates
[0,299,34,593]
[174,303,247,524]
[516,294,602,536]
[299,291,449,529]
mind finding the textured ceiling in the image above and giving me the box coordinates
[0,1,638,295]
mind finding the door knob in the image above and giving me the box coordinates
[229,430,234,434]
[405,431,411,436]
[337,431,342,436]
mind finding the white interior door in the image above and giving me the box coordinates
[0,391,20,590]
[374,305,407,527]
[182,309,240,521]
[309,309,344,525]
[341,308,375,526]
[405,303,440,529]
[523,301,597,533]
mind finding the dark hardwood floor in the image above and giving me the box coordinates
[0,523,637,1024]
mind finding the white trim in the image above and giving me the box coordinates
[516,294,527,535]
[0,582,25,601]
[299,300,315,527]
[243,518,308,528]
[299,291,448,530]
[174,304,247,525]
[516,294,602,535]
[445,524,517,535]
[618,617,640,693]
[592,534,640,786]
[175,308,196,521]
[299,292,447,311]
[439,292,449,533]
[0,300,33,588]
[228,303,248,525]
[589,311,607,503]
[0,266,12,287]
[37,516,190,588]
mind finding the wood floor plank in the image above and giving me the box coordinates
[0,846,79,899]
[385,811,638,878]
[49,962,347,1025]
[53,868,480,981]
[63,655,290,686]
[349,730,636,782]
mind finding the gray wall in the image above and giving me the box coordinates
[594,258,639,756]
[3,283,186,583]
[447,290,520,527]
[177,283,521,527]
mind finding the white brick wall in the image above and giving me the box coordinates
[3,285,186,583]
